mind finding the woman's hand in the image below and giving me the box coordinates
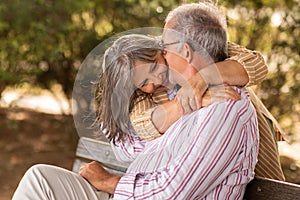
[176,83,240,115]
[79,161,120,194]
[202,84,241,107]
[175,73,208,115]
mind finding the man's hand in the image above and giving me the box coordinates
[79,161,121,194]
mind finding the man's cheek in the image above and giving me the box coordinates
[168,71,177,84]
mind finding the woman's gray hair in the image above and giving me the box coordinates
[165,1,228,62]
[95,34,162,143]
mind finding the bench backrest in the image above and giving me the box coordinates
[243,176,300,200]
[72,136,128,176]
[73,137,300,200]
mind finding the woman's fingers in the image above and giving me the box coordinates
[202,85,241,107]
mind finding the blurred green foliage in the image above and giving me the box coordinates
[0,0,299,139]
[223,0,300,141]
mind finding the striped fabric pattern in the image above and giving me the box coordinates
[130,42,271,141]
[226,42,269,86]
[129,90,169,140]
[127,41,285,181]
[128,88,285,181]
[248,88,285,180]
[113,88,259,199]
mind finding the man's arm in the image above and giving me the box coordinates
[114,89,259,199]
[82,89,258,198]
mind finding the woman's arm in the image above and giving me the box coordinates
[152,85,240,133]
[226,41,268,86]
[131,86,240,136]
[129,90,168,141]
[200,41,269,87]
[176,42,269,110]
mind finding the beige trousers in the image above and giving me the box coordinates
[12,164,110,200]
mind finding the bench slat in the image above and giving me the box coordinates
[243,176,300,200]
[73,137,130,173]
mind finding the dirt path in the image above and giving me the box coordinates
[0,107,78,199]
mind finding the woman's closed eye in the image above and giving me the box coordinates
[139,79,149,87]
[150,62,158,73]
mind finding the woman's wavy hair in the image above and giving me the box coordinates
[95,34,162,144]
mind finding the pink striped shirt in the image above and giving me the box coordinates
[111,88,259,200]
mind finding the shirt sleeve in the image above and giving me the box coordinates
[129,90,169,141]
[114,89,259,199]
[110,133,146,163]
[248,88,286,142]
[226,41,268,86]
[99,122,146,163]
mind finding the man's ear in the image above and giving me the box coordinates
[183,43,193,63]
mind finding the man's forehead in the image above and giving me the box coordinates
[162,28,181,41]
[164,18,176,29]
[163,20,176,38]
[162,21,184,42]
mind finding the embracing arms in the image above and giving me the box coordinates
[130,42,268,140]
[81,89,259,198]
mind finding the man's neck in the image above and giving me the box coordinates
[190,52,214,72]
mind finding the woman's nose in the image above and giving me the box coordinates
[162,50,167,58]
[151,75,163,85]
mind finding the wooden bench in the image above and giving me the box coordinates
[73,137,300,200]
[72,136,129,176]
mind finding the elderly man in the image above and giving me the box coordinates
[162,2,284,182]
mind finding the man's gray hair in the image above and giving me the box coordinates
[165,1,228,62]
